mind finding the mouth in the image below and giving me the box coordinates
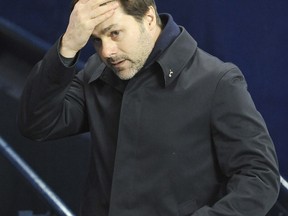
[110,60,126,68]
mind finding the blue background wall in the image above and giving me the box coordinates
[0,0,287,198]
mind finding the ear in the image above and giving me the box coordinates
[144,6,157,31]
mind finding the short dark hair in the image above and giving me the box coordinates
[71,0,162,27]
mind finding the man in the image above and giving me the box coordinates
[18,0,280,215]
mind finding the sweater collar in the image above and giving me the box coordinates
[143,13,181,69]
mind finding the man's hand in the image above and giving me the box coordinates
[60,0,119,58]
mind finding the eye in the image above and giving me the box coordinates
[110,30,121,40]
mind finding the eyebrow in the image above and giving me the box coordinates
[101,24,119,35]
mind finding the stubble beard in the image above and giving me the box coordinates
[113,28,154,80]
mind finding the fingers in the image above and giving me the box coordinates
[60,0,119,56]
[88,0,118,7]
[79,0,119,11]
[91,0,119,18]
[90,4,118,21]
[99,0,117,7]
[76,0,119,21]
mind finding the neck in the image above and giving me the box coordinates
[152,25,163,44]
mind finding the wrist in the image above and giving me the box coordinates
[60,35,78,58]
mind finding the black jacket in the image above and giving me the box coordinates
[19,24,280,216]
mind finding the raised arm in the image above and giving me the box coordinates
[18,0,119,141]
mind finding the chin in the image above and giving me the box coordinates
[117,69,138,80]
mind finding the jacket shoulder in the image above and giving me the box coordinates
[196,48,239,77]
[76,53,106,84]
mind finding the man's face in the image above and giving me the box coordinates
[92,5,155,80]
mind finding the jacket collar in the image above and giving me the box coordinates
[87,54,106,84]
[157,27,198,87]
[143,14,180,69]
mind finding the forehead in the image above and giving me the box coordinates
[93,6,137,36]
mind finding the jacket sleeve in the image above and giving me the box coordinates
[193,68,280,216]
[18,39,89,141]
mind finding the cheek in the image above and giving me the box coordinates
[121,37,142,55]
[118,41,135,55]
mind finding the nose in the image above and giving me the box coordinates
[100,39,117,58]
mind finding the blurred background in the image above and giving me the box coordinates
[0,0,287,215]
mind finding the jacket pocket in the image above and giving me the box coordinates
[178,200,198,216]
